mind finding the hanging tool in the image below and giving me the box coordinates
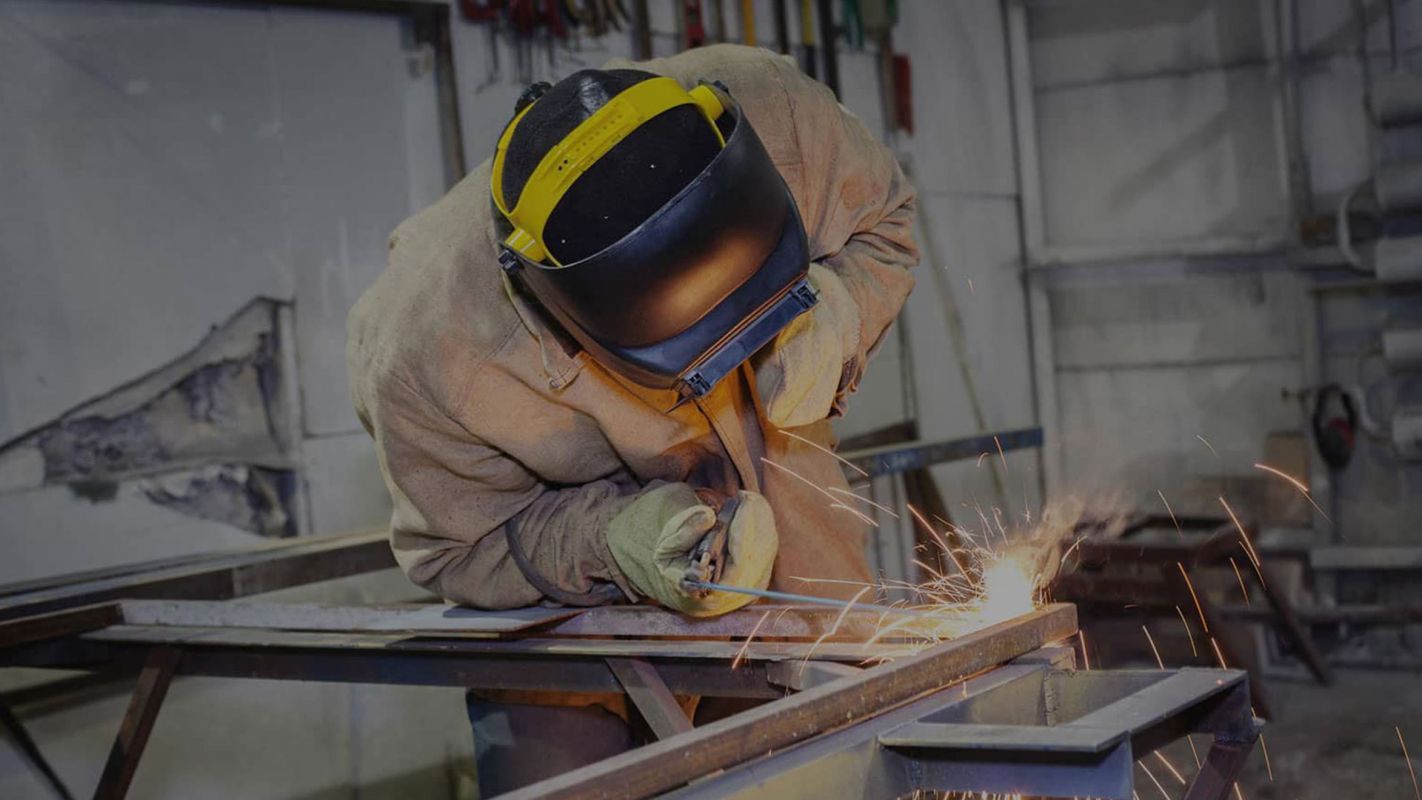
[680,0,707,49]
[840,0,863,49]
[508,0,537,82]
[739,0,756,46]
[770,0,789,53]
[815,0,838,96]
[708,0,726,42]
[632,0,652,59]
[798,0,817,79]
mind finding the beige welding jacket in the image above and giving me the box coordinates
[348,45,918,612]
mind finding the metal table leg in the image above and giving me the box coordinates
[1182,732,1259,800]
[93,647,179,800]
[0,701,74,800]
[606,657,693,740]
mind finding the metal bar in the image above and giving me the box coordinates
[765,661,862,691]
[665,663,1048,800]
[1251,560,1332,684]
[93,647,179,800]
[0,702,75,800]
[544,603,883,639]
[838,427,1043,478]
[75,626,917,662]
[0,604,122,650]
[1182,734,1259,800]
[500,604,1077,799]
[606,658,693,740]
[0,532,392,622]
[118,600,576,634]
[880,722,1120,752]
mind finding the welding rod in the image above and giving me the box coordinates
[683,580,957,624]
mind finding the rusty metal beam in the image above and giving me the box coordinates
[0,603,122,650]
[93,647,179,800]
[502,604,1078,800]
[606,658,693,740]
[0,531,392,622]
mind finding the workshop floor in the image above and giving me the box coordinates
[1192,669,1422,799]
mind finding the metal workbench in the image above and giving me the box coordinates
[0,567,1258,800]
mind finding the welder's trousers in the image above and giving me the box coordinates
[466,694,637,796]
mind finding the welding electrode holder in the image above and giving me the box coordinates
[681,493,742,597]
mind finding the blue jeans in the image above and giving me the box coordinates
[465,694,637,797]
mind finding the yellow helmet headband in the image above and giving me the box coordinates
[491,77,727,265]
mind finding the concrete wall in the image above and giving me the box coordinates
[1017,0,1422,538]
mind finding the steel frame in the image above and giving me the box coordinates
[0,598,1260,800]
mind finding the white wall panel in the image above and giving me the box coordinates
[1051,270,1303,368]
[897,0,1017,196]
[0,482,257,586]
[1056,359,1302,511]
[303,431,392,535]
[1035,65,1289,249]
[1029,0,1274,89]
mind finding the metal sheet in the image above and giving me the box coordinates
[119,600,579,634]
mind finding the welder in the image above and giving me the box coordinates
[347,43,917,794]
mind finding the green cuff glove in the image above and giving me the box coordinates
[606,483,778,617]
[753,263,861,428]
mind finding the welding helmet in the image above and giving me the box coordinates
[490,70,816,400]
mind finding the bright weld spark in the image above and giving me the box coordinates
[1197,434,1219,457]
[1175,606,1199,657]
[828,485,898,518]
[1187,735,1202,768]
[1400,726,1422,800]
[1178,562,1209,633]
[828,502,878,525]
[800,586,872,673]
[1138,759,1170,800]
[1233,781,1246,800]
[1079,631,1092,670]
[761,457,849,506]
[906,504,951,553]
[994,435,1009,473]
[1260,733,1274,782]
[1219,496,1264,575]
[731,610,773,670]
[1154,751,1186,784]
[976,451,989,468]
[1157,490,1183,537]
[779,429,869,477]
[1253,462,1331,521]
[1210,637,1229,669]
[1229,557,1251,605]
[1142,625,1165,669]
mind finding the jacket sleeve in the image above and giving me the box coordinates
[774,58,920,406]
[358,372,638,609]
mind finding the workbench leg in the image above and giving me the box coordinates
[1181,734,1258,800]
[93,647,179,800]
[606,658,692,740]
[0,701,74,800]
[1253,560,1333,685]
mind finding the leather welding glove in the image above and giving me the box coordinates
[753,263,861,429]
[606,483,778,617]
